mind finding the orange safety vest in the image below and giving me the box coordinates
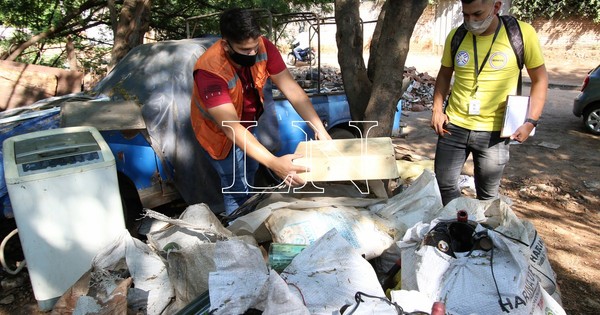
[190,37,270,160]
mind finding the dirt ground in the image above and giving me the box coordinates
[0,50,598,314]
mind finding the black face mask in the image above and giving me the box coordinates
[227,41,257,67]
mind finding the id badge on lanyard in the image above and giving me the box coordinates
[469,81,481,115]
[469,98,481,115]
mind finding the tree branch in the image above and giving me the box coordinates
[4,0,106,61]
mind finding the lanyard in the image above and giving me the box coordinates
[472,18,502,91]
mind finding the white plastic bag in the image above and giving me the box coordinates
[144,204,235,312]
[370,170,444,238]
[266,205,395,259]
[397,197,565,315]
[208,239,309,315]
[208,229,387,315]
[281,229,386,314]
[90,230,174,315]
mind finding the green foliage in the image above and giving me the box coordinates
[0,0,91,33]
[511,0,600,23]
[152,0,332,40]
[0,0,333,73]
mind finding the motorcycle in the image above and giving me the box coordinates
[287,44,316,66]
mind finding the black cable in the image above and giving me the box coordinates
[343,291,430,315]
[487,228,529,247]
[488,227,557,289]
[489,246,504,310]
[346,292,404,314]
[529,263,558,289]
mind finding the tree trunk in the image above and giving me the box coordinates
[367,1,388,82]
[335,0,428,137]
[109,0,152,71]
[364,0,428,137]
[335,0,372,122]
[66,36,78,71]
[108,0,119,36]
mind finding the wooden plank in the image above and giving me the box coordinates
[292,137,399,182]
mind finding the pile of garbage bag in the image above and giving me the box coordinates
[51,170,566,315]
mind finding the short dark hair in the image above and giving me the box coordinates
[219,8,262,43]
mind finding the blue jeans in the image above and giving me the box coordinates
[203,145,259,215]
[434,123,510,205]
[293,46,303,60]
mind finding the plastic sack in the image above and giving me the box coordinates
[369,170,444,238]
[208,239,309,315]
[265,205,395,259]
[280,229,385,314]
[208,229,386,315]
[52,229,176,314]
[369,170,446,274]
[397,197,565,315]
[144,204,235,313]
[228,192,384,243]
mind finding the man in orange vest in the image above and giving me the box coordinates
[190,8,331,215]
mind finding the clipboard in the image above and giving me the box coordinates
[500,95,535,138]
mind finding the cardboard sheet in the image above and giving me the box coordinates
[292,137,399,182]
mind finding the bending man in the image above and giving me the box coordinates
[191,8,331,214]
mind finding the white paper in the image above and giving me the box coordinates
[501,95,535,138]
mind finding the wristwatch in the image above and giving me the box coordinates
[525,118,539,127]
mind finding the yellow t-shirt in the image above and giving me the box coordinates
[441,20,545,131]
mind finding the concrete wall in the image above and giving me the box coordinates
[320,1,600,58]
[412,2,600,57]
[0,60,83,111]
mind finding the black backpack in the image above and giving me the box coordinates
[450,15,524,94]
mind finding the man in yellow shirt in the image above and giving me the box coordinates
[431,0,548,205]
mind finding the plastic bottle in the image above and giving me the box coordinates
[268,243,307,272]
[457,209,468,222]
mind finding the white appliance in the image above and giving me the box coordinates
[3,126,125,311]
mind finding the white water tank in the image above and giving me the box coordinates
[3,126,125,311]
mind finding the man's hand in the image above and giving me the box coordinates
[510,122,535,143]
[431,110,451,136]
[268,154,309,187]
[314,128,332,141]
[431,65,453,137]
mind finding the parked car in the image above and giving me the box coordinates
[573,64,600,135]
[0,38,356,228]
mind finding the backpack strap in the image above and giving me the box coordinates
[500,15,524,95]
[450,24,468,70]
[500,15,524,70]
[450,15,525,94]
